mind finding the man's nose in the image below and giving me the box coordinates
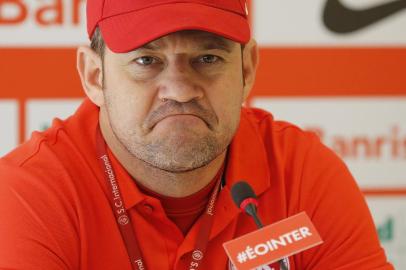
[157,61,204,103]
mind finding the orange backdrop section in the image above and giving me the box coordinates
[0,49,82,98]
[1,48,406,100]
[253,48,406,97]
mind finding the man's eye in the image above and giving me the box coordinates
[135,56,158,65]
[199,55,220,64]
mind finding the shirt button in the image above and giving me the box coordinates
[143,204,153,214]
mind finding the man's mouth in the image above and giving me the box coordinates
[153,113,208,128]
[144,100,218,131]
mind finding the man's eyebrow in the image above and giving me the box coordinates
[138,42,161,51]
[198,37,234,53]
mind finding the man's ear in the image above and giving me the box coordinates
[76,46,104,106]
[242,39,259,101]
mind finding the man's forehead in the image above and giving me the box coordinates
[135,30,238,52]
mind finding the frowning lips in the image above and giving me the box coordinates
[144,100,218,130]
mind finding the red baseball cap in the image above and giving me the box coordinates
[87,0,251,53]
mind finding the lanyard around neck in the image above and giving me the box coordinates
[95,125,223,270]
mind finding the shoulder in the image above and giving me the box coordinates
[241,109,392,269]
[0,118,79,212]
[0,100,102,268]
[1,99,98,183]
[242,106,349,187]
[241,106,325,160]
[0,99,100,215]
[242,106,314,137]
[0,120,83,269]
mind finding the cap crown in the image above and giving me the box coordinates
[87,0,248,38]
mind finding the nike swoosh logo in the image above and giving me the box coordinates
[323,0,406,33]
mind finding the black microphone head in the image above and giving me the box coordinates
[231,180,257,208]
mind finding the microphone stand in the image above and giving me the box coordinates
[244,204,289,270]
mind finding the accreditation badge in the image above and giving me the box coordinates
[228,257,290,270]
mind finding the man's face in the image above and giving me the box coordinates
[101,31,248,172]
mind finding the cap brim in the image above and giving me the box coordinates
[99,3,250,53]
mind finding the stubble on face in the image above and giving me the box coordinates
[105,97,239,173]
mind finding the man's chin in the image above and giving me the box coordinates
[144,155,213,173]
[127,134,229,173]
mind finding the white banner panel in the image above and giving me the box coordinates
[0,100,18,156]
[0,0,87,47]
[251,97,406,189]
[367,196,406,270]
[2,0,406,47]
[26,98,83,139]
[253,0,406,46]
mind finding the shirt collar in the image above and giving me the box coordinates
[107,147,146,210]
[224,108,271,197]
[82,97,271,210]
[72,99,150,210]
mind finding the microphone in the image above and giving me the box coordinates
[231,180,289,270]
[231,181,263,228]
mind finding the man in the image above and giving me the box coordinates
[0,0,393,269]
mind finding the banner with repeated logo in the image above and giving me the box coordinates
[1,0,405,268]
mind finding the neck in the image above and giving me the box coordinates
[99,112,226,198]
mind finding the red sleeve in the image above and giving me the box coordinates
[0,161,79,270]
[294,133,393,269]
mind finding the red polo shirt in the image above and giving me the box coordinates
[0,99,393,269]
